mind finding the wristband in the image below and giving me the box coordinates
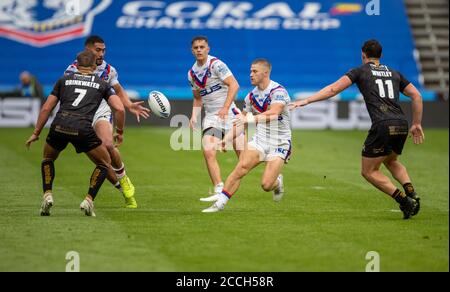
[116,128,124,135]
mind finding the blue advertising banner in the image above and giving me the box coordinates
[0,0,434,100]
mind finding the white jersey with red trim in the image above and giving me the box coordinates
[65,60,119,124]
[243,80,292,145]
[65,60,119,87]
[188,55,235,116]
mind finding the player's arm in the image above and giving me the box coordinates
[289,76,353,109]
[218,75,240,120]
[25,95,59,149]
[112,83,150,123]
[107,94,126,147]
[402,83,425,144]
[222,111,247,145]
[190,89,202,129]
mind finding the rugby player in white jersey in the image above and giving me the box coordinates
[202,58,292,213]
[188,36,244,197]
[65,35,150,208]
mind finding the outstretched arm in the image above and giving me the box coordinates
[289,75,353,109]
[25,95,59,149]
[402,83,425,144]
[113,83,150,123]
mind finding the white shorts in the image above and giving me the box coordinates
[248,136,292,163]
[202,106,241,132]
[93,100,112,126]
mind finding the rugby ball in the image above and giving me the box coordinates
[148,91,171,119]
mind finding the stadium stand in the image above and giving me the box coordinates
[405,0,449,100]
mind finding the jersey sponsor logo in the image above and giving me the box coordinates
[199,83,222,97]
[216,64,229,76]
[0,0,111,47]
[117,1,362,31]
[291,101,372,129]
[275,147,288,155]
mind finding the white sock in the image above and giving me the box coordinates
[218,193,229,205]
[113,163,126,179]
[214,182,224,194]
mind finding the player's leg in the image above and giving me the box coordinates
[202,146,261,213]
[361,155,397,195]
[39,129,69,216]
[383,154,420,215]
[361,121,417,219]
[232,131,245,158]
[361,156,417,219]
[94,120,122,182]
[261,157,285,202]
[383,120,420,214]
[262,140,291,202]
[202,127,225,194]
[39,142,61,216]
[94,119,137,208]
[80,145,111,217]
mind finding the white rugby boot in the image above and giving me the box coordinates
[273,174,284,202]
[40,193,54,216]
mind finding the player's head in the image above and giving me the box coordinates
[84,35,105,66]
[250,58,272,86]
[19,71,31,85]
[191,35,210,63]
[361,39,382,64]
[76,50,96,71]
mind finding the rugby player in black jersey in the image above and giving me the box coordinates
[290,39,424,219]
[26,51,126,217]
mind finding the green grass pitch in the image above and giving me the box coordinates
[0,127,448,271]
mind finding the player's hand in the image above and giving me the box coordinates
[25,133,39,150]
[129,101,151,123]
[409,124,425,145]
[232,114,246,128]
[217,107,229,121]
[215,139,227,153]
[114,133,123,147]
[288,99,309,110]
[189,116,198,130]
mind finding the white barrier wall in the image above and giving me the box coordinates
[1,98,448,129]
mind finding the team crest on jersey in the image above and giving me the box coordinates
[0,0,111,47]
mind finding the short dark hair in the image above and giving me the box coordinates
[77,50,96,67]
[191,35,208,45]
[362,39,382,59]
[252,58,272,72]
[85,35,104,47]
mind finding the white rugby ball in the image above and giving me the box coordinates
[148,91,171,119]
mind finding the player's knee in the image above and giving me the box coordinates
[103,140,115,153]
[203,149,217,161]
[361,169,372,181]
[383,159,397,169]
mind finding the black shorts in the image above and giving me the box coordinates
[202,127,225,140]
[362,119,409,157]
[46,124,102,154]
